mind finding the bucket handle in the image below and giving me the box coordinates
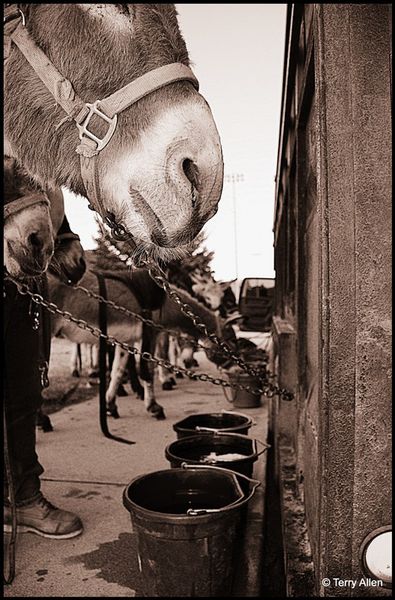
[204,431,270,457]
[195,426,220,433]
[180,463,261,516]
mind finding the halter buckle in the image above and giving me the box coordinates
[77,101,118,153]
[4,7,25,27]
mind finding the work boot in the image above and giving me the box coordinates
[4,493,83,539]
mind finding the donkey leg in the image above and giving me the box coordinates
[36,407,53,432]
[140,330,165,419]
[143,380,166,420]
[105,346,129,418]
[157,332,176,390]
[88,343,100,378]
[182,343,198,369]
[70,343,81,377]
[169,335,183,380]
[127,355,144,400]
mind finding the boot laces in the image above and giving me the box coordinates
[36,494,57,512]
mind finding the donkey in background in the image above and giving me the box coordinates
[47,267,236,420]
[4,156,87,434]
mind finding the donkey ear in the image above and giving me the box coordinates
[190,272,205,285]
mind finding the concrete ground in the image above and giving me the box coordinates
[4,348,269,598]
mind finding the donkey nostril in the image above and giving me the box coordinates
[28,232,44,251]
[182,158,200,190]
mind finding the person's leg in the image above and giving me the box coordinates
[4,282,43,504]
[4,281,82,538]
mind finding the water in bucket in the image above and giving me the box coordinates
[165,432,269,495]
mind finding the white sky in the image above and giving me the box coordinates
[63,3,286,281]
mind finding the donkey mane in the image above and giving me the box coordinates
[4,156,41,203]
[99,268,166,311]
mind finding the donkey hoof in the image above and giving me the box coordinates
[37,415,53,432]
[88,370,100,379]
[162,381,174,391]
[169,377,176,386]
[117,384,128,397]
[149,405,166,420]
[71,369,80,378]
[175,372,184,379]
[42,418,54,432]
[107,406,120,419]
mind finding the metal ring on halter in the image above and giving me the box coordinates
[17,8,25,26]
[3,6,25,27]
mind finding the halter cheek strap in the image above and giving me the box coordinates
[5,9,200,228]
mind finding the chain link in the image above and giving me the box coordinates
[4,274,293,400]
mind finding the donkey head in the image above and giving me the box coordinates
[46,190,87,285]
[4,4,224,261]
[190,272,228,311]
[49,236,86,285]
[4,157,54,279]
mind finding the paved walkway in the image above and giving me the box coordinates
[4,350,269,597]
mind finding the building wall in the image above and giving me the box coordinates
[272,4,392,596]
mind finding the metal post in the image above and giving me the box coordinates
[225,173,244,280]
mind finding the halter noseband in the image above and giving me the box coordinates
[4,6,200,237]
[3,192,50,221]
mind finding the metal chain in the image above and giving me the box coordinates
[101,232,293,400]
[100,234,271,369]
[146,260,269,375]
[143,263,294,399]
[73,281,227,357]
[102,233,268,380]
[4,275,293,400]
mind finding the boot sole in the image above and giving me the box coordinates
[4,523,83,539]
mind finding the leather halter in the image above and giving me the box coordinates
[4,5,200,236]
[3,191,50,220]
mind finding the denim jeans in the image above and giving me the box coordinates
[4,279,50,505]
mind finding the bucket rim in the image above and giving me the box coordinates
[122,466,246,520]
[164,433,265,465]
[172,411,253,435]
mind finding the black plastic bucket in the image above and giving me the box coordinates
[123,465,260,597]
[165,432,269,493]
[173,410,253,439]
